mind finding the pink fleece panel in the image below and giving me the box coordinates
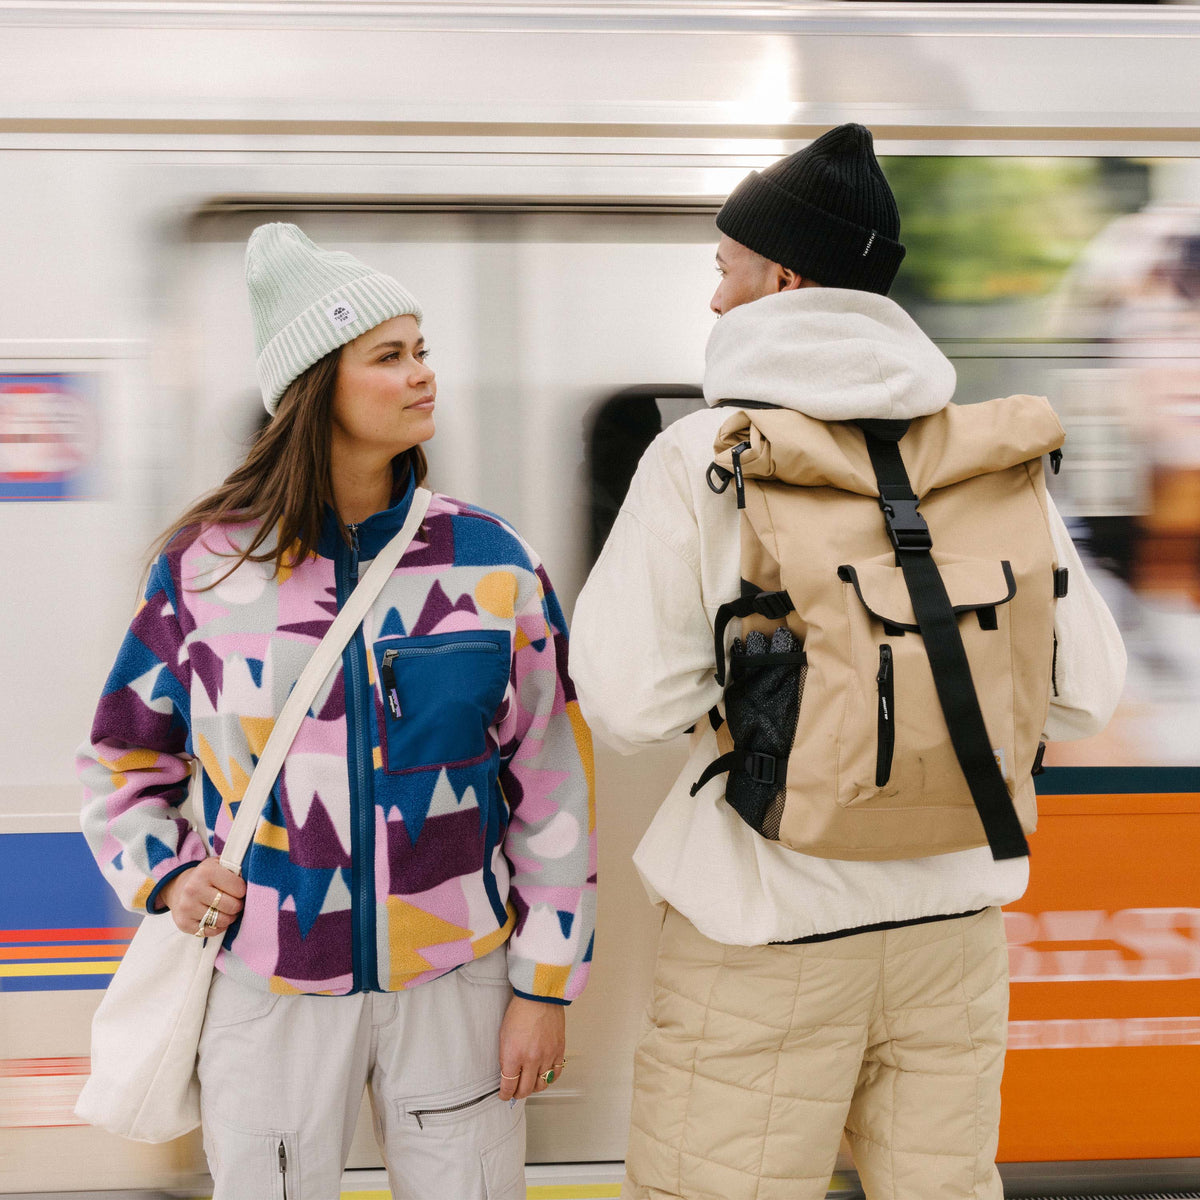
[427,611,485,634]
[103,775,181,821]
[503,849,547,878]
[512,884,590,911]
[186,591,234,630]
[418,937,476,970]
[274,558,338,627]
[375,809,392,902]
[289,713,352,757]
[211,798,234,852]
[397,875,473,930]
[228,881,282,977]
[505,767,571,825]
[276,969,354,994]
[398,962,459,990]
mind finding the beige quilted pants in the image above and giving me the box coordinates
[623,906,1009,1200]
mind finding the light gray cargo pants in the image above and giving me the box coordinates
[196,944,525,1200]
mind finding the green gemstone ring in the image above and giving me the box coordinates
[541,1068,555,1085]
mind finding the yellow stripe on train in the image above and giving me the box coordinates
[0,961,121,976]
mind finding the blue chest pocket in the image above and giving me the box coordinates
[372,631,512,774]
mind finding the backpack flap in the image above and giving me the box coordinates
[834,553,1021,814]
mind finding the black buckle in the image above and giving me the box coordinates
[879,496,932,552]
[706,462,733,495]
[755,591,793,619]
[744,752,777,785]
[1031,741,1047,777]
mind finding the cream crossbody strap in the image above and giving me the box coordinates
[217,486,432,874]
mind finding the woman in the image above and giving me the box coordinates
[78,224,596,1199]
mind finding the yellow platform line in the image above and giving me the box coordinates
[0,960,120,976]
[197,1187,622,1200]
[528,1188,621,1198]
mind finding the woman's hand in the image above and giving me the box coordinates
[498,995,567,1101]
[159,860,246,937]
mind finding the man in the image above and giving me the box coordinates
[569,124,1125,1200]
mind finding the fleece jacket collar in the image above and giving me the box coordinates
[316,466,417,560]
[702,288,957,422]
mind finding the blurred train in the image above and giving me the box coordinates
[1,2,1199,1196]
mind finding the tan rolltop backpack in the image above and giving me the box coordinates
[694,395,1067,862]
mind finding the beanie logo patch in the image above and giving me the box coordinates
[327,302,358,328]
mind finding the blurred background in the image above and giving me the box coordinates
[1,2,1198,1197]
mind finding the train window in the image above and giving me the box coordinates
[588,384,704,560]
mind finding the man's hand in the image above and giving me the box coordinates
[159,860,246,937]
[498,995,567,1101]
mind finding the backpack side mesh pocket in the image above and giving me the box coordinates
[696,627,807,840]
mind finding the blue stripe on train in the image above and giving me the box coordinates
[0,832,133,992]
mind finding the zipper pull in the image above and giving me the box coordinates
[876,644,893,724]
[381,649,402,718]
[278,1140,288,1197]
[348,522,361,583]
[730,441,752,510]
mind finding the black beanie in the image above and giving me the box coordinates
[716,124,905,295]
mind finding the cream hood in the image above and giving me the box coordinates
[703,288,957,422]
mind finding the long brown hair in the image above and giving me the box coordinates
[152,347,428,587]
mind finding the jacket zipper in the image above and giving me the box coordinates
[278,1140,288,1200]
[340,522,378,993]
[410,1087,499,1130]
[875,644,895,787]
[380,641,500,722]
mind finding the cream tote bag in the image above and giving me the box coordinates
[75,488,431,1143]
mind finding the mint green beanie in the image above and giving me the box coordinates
[245,223,423,414]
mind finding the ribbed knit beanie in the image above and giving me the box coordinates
[246,223,424,414]
[716,124,905,295]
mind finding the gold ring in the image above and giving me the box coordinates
[193,918,208,938]
[500,1071,521,1081]
[211,890,223,909]
[201,904,220,930]
[539,1068,556,1085]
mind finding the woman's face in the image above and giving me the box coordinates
[331,314,436,459]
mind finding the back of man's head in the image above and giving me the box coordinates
[717,123,905,296]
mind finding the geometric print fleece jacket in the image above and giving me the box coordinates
[78,475,596,1003]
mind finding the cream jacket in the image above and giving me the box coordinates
[570,288,1126,945]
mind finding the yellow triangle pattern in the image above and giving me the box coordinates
[385,898,473,988]
[565,701,596,834]
[239,716,274,759]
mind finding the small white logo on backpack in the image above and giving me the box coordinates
[993,747,1007,777]
[327,302,357,328]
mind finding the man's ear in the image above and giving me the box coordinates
[777,267,803,293]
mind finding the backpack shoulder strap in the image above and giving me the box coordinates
[857,423,1029,861]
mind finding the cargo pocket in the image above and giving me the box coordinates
[837,554,1018,809]
[718,626,807,840]
[372,631,511,774]
[202,1120,298,1200]
[481,1116,527,1199]
[406,1084,501,1130]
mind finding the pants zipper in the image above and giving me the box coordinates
[410,1087,499,1130]
[278,1139,288,1200]
[876,644,895,787]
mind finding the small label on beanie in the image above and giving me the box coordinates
[327,302,358,328]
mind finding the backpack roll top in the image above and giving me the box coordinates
[703,396,1065,863]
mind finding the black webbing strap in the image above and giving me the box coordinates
[689,749,779,797]
[690,752,739,796]
[858,422,1029,861]
[712,590,794,686]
